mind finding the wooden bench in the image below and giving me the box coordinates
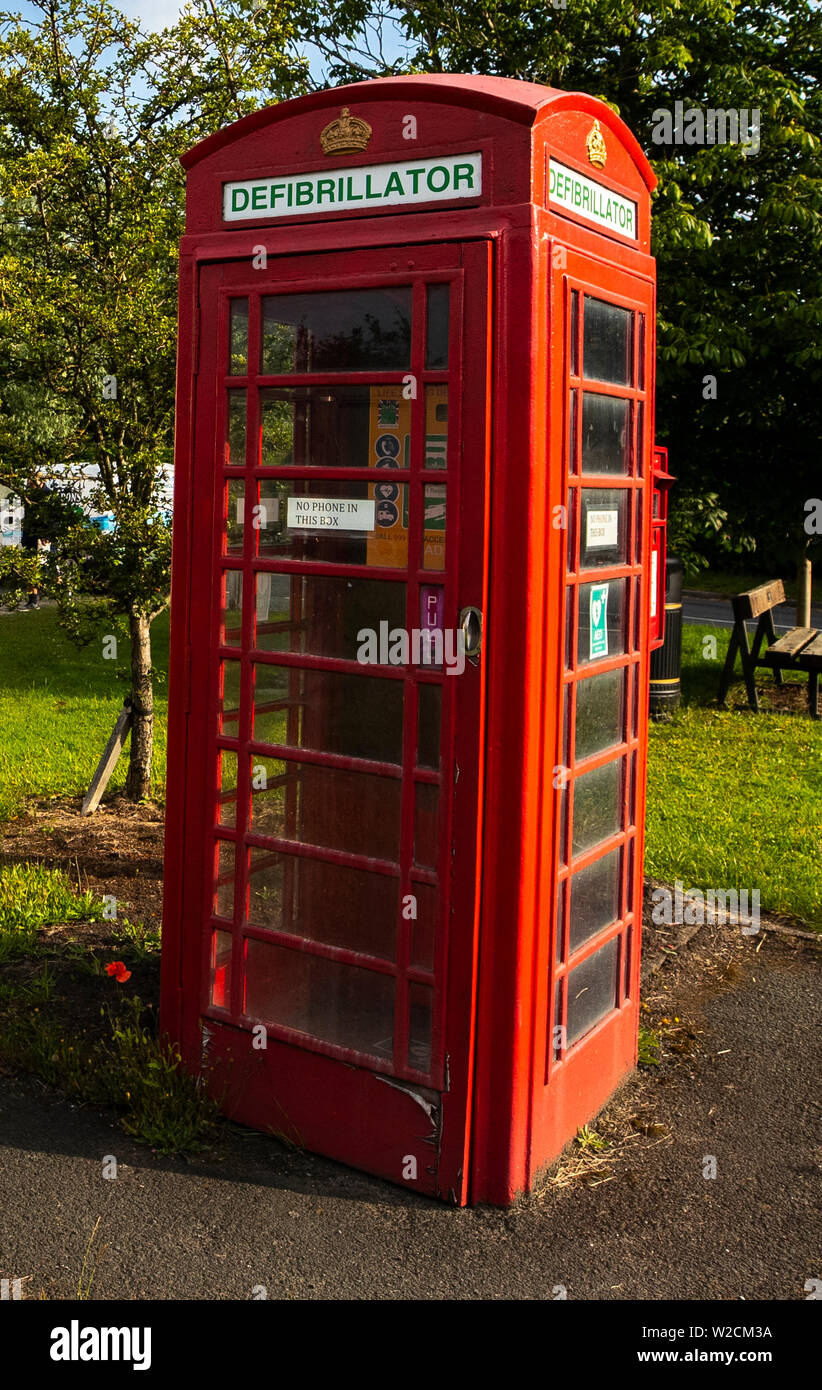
[718,580,821,719]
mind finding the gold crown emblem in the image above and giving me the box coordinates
[586,119,607,169]
[320,107,372,156]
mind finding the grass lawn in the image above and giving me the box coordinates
[0,607,169,820]
[646,624,822,928]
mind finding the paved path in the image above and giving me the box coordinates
[0,931,819,1300]
[683,592,822,631]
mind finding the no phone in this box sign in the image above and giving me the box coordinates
[287,497,375,531]
[586,508,619,549]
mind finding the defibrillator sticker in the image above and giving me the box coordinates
[286,497,375,531]
[589,582,610,660]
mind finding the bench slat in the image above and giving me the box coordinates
[796,633,822,671]
[762,627,818,662]
[733,579,786,620]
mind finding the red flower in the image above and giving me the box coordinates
[105,961,132,983]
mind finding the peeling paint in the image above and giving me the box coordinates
[374,1073,440,1128]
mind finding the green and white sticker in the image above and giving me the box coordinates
[589,582,610,660]
[549,160,637,240]
[224,153,482,222]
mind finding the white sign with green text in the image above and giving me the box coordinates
[549,160,637,240]
[224,152,482,222]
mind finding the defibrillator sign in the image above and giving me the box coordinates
[224,153,482,222]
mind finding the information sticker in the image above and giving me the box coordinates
[589,582,610,660]
[286,497,375,531]
[586,508,619,549]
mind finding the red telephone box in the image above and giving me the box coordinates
[161,74,660,1205]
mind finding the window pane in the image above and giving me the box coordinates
[414,783,439,870]
[260,384,401,469]
[409,881,436,970]
[572,757,622,857]
[566,936,618,1045]
[249,755,402,862]
[245,938,395,1057]
[211,930,232,1008]
[417,684,441,769]
[581,393,630,475]
[214,841,235,919]
[425,284,450,369]
[580,488,628,570]
[408,982,433,1072]
[218,750,239,828]
[252,476,409,569]
[247,848,398,960]
[261,288,412,373]
[569,848,621,952]
[583,297,632,385]
[228,299,249,375]
[219,660,242,734]
[221,570,243,648]
[254,572,405,659]
[424,386,449,469]
[575,667,624,760]
[570,290,579,377]
[422,485,446,571]
[577,578,628,666]
[223,481,245,556]
[252,663,404,764]
[225,390,247,466]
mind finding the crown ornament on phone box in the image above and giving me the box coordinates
[320,108,373,156]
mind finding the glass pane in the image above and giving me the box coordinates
[569,848,621,952]
[249,755,402,862]
[408,982,433,1072]
[219,660,242,734]
[566,936,618,1045]
[417,684,441,769]
[425,284,450,369]
[583,297,632,385]
[252,663,404,764]
[221,570,243,647]
[260,384,405,470]
[224,480,245,556]
[422,485,446,571]
[253,572,406,659]
[218,750,239,828]
[575,668,624,760]
[580,488,628,570]
[577,578,627,666]
[572,757,622,857]
[228,300,249,375]
[409,881,436,971]
[414,783,439,870]
[252,476,409,569]
[568,390,578,473]
[637,314,646,391]
[570,290,579,377]
[247,848,398,960]
[424,386,449,469]
[211,930,232,1008]
[260,288,412,373]
[225,390,247,466]
[214,841,235,919]
[581,393,630,475]
[245,938,395,1056]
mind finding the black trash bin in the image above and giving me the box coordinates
[649,555,683,717]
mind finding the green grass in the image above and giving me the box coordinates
[646,625,822,928]
[0,863,104,960]
[0,607,169,818]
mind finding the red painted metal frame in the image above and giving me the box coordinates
[162,74,658,1206]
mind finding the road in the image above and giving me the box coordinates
[683,591,822,631]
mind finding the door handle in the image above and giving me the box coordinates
[459,606,483,665]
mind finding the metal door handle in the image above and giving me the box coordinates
[459,606,483,664]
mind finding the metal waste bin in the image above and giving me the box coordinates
[649,555,683,717]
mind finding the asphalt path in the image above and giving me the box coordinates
[683,592,822,632]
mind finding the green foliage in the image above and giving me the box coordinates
[0,862,103,960]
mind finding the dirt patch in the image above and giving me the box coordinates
[0,793,165,933]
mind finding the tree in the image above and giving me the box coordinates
[0,0,309,798]
[306,1,822,589]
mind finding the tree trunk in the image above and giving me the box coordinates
[125,610,154,801]
[796,551,812,628]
